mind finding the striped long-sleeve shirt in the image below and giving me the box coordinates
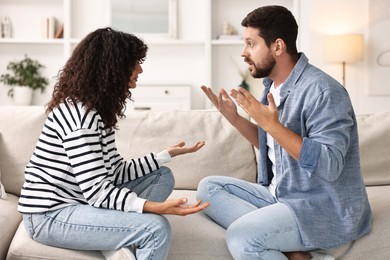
[18,101,170,214]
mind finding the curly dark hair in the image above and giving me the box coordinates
[47,27,148,129]
[241,5,298,55]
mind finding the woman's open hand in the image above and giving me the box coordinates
[143,198,209,216]
[167,141,205,158]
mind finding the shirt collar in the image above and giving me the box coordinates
[262,52,309,96]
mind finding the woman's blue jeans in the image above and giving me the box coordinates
[23,166,175,260]
[196,176,311,260]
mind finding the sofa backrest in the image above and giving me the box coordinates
[356,111,390,186]
[0,106,388,197]
[0,107,257,195]
[0,106,47,196]
[116,109,257,190]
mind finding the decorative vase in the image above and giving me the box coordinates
[13,86,33,106]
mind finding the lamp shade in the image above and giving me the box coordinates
[324,34,364,63]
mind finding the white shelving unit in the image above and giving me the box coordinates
[129,84,191,111]
[0,0,299,108]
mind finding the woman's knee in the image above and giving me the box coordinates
[159,166,175,189]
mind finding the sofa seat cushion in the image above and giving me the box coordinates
[7,222,104,260]
[6,190,231,260]
[0,194,22,260]
[330,185,390,259]
[166,190,232,260]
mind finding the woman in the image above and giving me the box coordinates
[18,27,208,260]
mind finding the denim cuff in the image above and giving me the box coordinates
[298,137,321,176]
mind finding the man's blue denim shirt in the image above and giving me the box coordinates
[257,53,372,249]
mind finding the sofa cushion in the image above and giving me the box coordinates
[356,112,390,186]
[6,191,230,260]
[0,169,7,199]
[117,110,257,190]
[7,222,103,260]
[0,194,22,260]
[0,106,47,196]
[166,190,233,260]
[330,185,390,259]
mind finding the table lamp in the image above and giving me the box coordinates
[324,34,364,87]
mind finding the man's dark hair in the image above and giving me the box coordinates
[241,5,298,55]
[47,27,148,129]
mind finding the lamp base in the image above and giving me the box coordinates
[342,61,346,87]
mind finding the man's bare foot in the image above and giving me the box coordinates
[283,251,312,260]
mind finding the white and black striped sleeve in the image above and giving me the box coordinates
[62,128,146,212]
[113,149,171,185]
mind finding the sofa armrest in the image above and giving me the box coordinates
[357,112,390,186]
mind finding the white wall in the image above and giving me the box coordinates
[299,0,390,115]
[1,0,389,114]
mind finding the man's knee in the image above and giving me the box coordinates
[226,222,248,258]
[226,218,266,259]
[196,176,221,201]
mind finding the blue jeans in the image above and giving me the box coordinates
[23,166,174,260]
[196,176,311,260]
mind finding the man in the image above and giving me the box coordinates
[197,5,371,260]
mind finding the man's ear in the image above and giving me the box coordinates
[274,38,285,55]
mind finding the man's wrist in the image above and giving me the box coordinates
[228,113,243,127]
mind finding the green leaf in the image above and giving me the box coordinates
[0,54,49,97]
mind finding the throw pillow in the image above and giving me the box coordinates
[0,170,7,200]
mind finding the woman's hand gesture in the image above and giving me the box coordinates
[143,198,209,216]
[167,141,205,158]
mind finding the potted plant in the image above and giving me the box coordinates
[0,54,49,105]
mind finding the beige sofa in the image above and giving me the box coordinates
[0,106,389,260]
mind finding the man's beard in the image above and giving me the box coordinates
[246,55,276,79]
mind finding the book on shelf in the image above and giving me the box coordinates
[55,23,64,39]
[41,16,63,39]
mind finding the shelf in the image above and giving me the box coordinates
[211,39,243,45]
[144,39,205,45]
[69,38,204,46]
[0,0,298,109]
[70,38,81,44]
[0,38,64,44]
[130,85,191,110]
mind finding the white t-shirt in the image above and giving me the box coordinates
[267,82,283,197]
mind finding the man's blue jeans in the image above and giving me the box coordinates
[196,175,311,260]
[23,166,174,260]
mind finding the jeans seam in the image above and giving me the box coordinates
[144,171,162,200]
[42,212,151,233]
[142,226,157,260]
[222,183,276,205]
[43,212,161,256]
